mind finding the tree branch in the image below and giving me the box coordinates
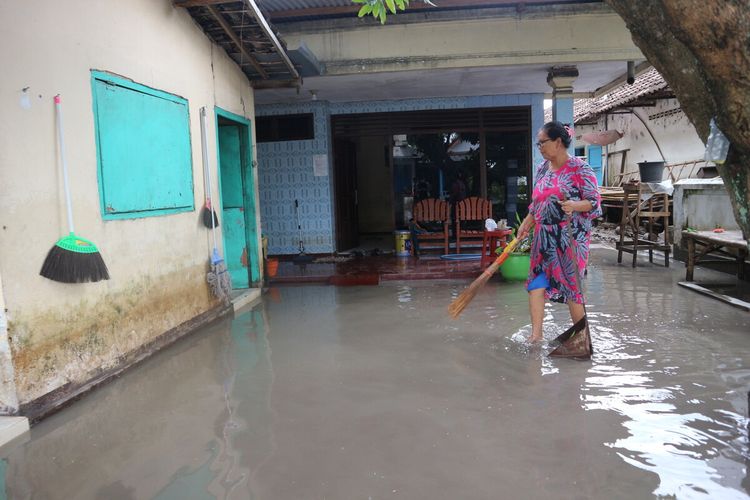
[605,1,715,141]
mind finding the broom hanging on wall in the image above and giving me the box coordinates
[40,95,109,283]
[200,106,231,301]
[200,131,220,228]
[201,200,220,229]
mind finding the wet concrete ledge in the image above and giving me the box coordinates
[0,417,29,452]
[230,288,262,312]
[19,301,233,424]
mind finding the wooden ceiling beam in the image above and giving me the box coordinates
[267,5,360,20]
[252,79,301,89]
[206,5,269,79]
[174,0,235,8]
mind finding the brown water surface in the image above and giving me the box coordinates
[1,248,749,499]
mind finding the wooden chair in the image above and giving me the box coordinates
[616,183,671,267]
[455,197,492,254]
[412,198,450,255]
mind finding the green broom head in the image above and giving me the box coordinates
[40,232,110,283]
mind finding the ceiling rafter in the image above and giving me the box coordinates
[175,0,301,86]
[206,4,270,79]
[174,0,235,7]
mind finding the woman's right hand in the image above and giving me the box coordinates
[517,217,532,240]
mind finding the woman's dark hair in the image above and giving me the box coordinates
[541,121,572,148]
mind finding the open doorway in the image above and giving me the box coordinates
[333,135,394,253]
[333,138,358,251]
[332,107,531,253]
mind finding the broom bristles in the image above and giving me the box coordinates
[202,205,220,228]
[40,245,110,283]
[447,234,524,318]
[447,261,501,318]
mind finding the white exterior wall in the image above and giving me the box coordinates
[673,179,740,248]
[575,99,706,185]
[279,6,642,74]
[0,0,258,408]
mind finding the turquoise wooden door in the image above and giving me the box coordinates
[219,126,249,289]
[588,145,604,185]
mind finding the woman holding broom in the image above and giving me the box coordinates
[515,121,601,343]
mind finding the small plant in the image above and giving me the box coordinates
[497,213,531,254]
[352,0,435,24]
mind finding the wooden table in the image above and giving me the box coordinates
[481,229,513,268]
[683,229,748,281]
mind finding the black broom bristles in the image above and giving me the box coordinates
[40,245,110,283]
[202,205,220,228]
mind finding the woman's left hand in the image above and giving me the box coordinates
[559,199,589,215]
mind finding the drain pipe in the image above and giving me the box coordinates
[604,112,609,184]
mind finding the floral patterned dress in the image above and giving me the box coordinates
[526,156,602,304]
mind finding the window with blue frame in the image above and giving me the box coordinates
[91,71,194,220]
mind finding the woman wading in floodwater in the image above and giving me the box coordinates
[516,121,601,343]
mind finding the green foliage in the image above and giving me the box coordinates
[498,212,531,254]
[353,0,437,24]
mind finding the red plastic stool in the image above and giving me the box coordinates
[481,229,512,267]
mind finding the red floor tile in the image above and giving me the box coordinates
[269,255,485,285]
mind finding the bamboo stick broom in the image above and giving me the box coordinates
[447,234,524,319]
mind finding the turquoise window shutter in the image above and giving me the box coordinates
[587,145,603,185]
[92,72,194,219]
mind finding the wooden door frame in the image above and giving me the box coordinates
[332,137,359,252]
[214,107,260,286]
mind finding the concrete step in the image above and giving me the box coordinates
[0,417,29,452]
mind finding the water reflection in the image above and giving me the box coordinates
[396,285,413,304]
[0,307,275,500]
[583,311,750,498]
[0,275,748,498]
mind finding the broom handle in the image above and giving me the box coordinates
[567,214,586,309]
[563,194,587,314]
[199,107,211,206]
[490,235,521,268]
[199,107,219,250]
[54,95,75,234]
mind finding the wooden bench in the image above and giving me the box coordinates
[682,229,748,281]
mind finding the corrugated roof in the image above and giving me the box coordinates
[259,0,353,11]
[259,0,603,19]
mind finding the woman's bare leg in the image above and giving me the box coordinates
[567,300,585,324]
[528,288,546,342]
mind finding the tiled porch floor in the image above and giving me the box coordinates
[269,254,487,285]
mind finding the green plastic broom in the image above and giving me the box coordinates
[40,95,109,283]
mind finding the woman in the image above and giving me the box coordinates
[516,121,601,343]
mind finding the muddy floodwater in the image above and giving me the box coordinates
[1,248,749,499]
